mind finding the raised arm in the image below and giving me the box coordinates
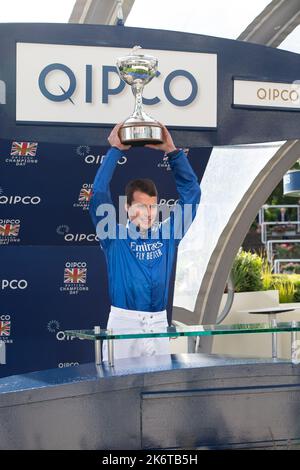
[89,123,131,250]
[145,124,201,244]
[164,148,201,243]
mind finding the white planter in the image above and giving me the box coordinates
[170,290,280,355]
[213,290,300,359]
[170,290,300,359]
[218,289,280,316]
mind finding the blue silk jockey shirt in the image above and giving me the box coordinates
[89,146,201,313]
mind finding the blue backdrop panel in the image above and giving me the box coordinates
[0,246,108,377]
[1,140,209,245]
[1,21,300,378]
[0,137,211,377]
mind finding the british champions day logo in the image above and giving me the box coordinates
[0,220,21,245]
[5,141,39,166]
[60,262,89,295]
[73,184,93,211]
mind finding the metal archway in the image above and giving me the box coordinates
[193,140,300,353]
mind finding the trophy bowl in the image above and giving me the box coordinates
[116,45,163,146]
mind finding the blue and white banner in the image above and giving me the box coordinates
[0,137,209,377]
[1,23,300,146]
[1,20,300,377]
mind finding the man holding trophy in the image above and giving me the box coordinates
[89,46,201,362]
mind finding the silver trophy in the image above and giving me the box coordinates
[116,45,163,146]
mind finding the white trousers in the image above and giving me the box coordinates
[102,305,171,361]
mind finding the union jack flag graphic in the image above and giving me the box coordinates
[0,321,10,336]
[10,141,38,157]
[64,267,87,284]
[0,223,20,236]
[79,187,93,202]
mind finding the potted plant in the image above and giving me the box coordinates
[218,249,280,319]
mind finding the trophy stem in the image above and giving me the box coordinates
[132,84,144,121]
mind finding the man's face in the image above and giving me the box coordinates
[126,191,158,230]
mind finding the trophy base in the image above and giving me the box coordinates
[119,122,163,146]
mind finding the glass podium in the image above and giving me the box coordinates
[65,320,300,367]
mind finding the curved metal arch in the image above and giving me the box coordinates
[69,0,135,25]
[193,139,300,353]
[238,0,300,47]
[173,0,300,348]
[216,270,235,325]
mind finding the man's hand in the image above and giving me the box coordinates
[108,122,132,151]
[144,123,177,153]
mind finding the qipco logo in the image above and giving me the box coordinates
[58,362,79,368]
[56,331,84,341]
[84,154,127,165]
[1,279,28,290]
[0,195,41,205]
[0,314,10,321]
[38,64,198,107]
[65,262,87,268]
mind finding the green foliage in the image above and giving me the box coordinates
[281,274,300,303]
[269,275,295,303]
[293,285,300,302]
[264,208,279,222]
[232,249,263,292]
[261,255,273,291]
[232,249,299,302]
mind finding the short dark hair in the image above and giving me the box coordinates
[125,178,158,206]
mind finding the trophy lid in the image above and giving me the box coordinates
[117,45,158,66]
